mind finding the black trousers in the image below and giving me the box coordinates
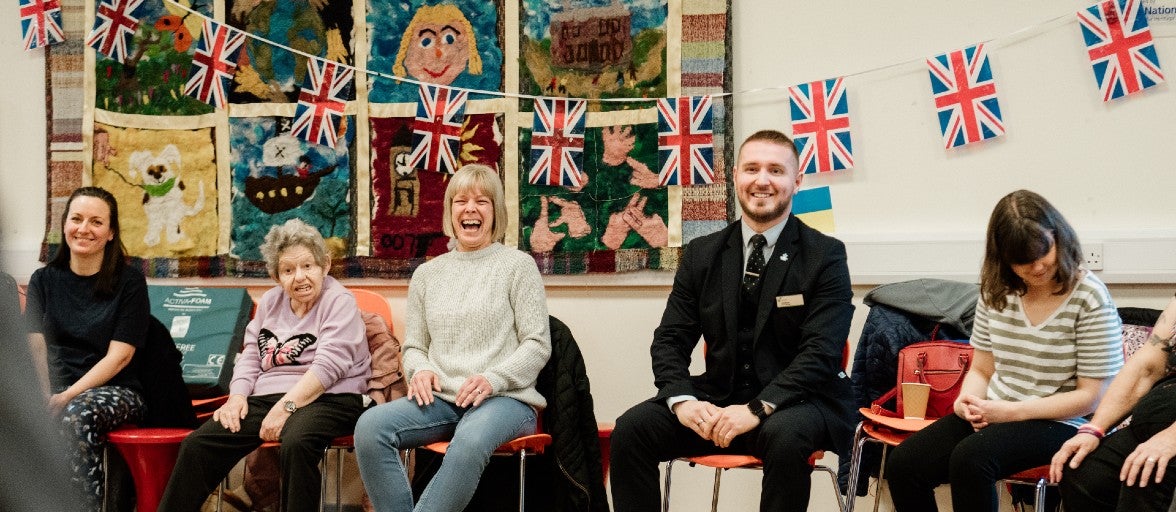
[885,413,1075,512]
[610,399,830,512]
[158,393,365,512]
[1059,425,1176,512]
[1059,379,1176,512]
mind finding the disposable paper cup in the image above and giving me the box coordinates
[902,382,931,420]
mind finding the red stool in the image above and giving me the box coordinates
[597,422,614,482]
[107,428,192,512]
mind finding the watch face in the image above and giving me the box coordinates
[284,401,297,413]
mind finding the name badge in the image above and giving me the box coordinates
[776,294,804,308]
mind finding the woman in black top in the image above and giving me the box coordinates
[25,187,149,510]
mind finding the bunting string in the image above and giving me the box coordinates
[162,0,1094,103]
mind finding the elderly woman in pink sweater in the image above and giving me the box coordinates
[159,219,370,512]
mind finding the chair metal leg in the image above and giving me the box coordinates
[845,422,867,512]
[814,464,847,512]
[662,459,675,512]
[709,467,723,512]
[873,445,890,512]
[518,449,528,512]
[1034,477,1047,512]
[336,447,345,512]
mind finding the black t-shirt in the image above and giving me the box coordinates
[25,264,148,391]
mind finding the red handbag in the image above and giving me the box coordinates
[870,326,974,422]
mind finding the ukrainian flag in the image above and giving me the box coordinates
[793,186,834,233]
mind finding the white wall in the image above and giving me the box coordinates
[3,1,1175,510]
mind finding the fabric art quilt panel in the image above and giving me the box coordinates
[42,0,734,277]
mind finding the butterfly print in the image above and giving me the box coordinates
[257,328,316,370]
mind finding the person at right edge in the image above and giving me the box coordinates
[609,129,855,512]
[1051,294,1176,511]
[885,189,1124,512]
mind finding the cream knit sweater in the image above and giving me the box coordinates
[402,243,552,409]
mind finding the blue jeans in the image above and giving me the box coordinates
[354,396,537,512]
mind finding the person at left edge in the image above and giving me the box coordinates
[158,218,371,512]
[610,130,855,512]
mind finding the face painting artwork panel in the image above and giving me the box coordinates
[367,0,504,103]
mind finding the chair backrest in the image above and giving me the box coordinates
[353,289,393,331]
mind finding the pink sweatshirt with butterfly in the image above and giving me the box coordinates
[229,276,371,397]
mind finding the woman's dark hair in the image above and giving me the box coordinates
[980,190,1083,310]
[48,187,127,297]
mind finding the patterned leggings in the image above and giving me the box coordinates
[58,385,145,511]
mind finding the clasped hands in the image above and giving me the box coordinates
[954,393,1018,431]
[674,400,759,448]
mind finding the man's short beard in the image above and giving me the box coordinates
[738,197,788,225]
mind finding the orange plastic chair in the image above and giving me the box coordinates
[661,342,851,512]
[415,431,553,512]
[844,419,916,512]
[998,465,1050,512]
[318,289,395,509]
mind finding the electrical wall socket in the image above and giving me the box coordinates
[1084,243,1104,271]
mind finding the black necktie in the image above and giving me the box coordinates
[743,234,767,296]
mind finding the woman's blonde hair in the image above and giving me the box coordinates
[392,4,482,78]
[259,219,330,279]
[442,164,506,243]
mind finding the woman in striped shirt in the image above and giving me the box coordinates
[886,190,1124,512]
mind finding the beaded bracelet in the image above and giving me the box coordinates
[1077,424,1105,439]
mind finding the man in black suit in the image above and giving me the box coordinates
[610,130,855,512]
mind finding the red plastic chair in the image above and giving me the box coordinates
[998,465,1051,512]
[415,432,553,512]
[661,342,851,512]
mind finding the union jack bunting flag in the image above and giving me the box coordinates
[656,96,715,186]
[292,59,354,148]
[1077,0,1165,102]
[86,0,144,63]
[183,19,246,109]
[19,0,65,51]
[410,85,468,174]
[788,78,854,174]
[927,43,1005,149]
[529,98,587,188]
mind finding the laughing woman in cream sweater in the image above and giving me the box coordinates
[355,164,552,512]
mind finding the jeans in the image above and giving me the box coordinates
[354,396,537,512]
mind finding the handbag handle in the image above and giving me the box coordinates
[914,351,971,393]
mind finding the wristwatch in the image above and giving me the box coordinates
[283,400,298,413]
[747,400,769,421]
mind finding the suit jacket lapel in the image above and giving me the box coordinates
[754,215,799,339]
[721,228,742,346]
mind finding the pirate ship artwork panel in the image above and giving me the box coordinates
[92,0,216,115]
[90,123,219,258]
[229,116,355,261]
[369,113,503,260]
[519,0,667,105]
[367,0,505,103]
[225,0,355,104]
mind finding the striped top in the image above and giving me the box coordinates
[971,270,1123,427]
